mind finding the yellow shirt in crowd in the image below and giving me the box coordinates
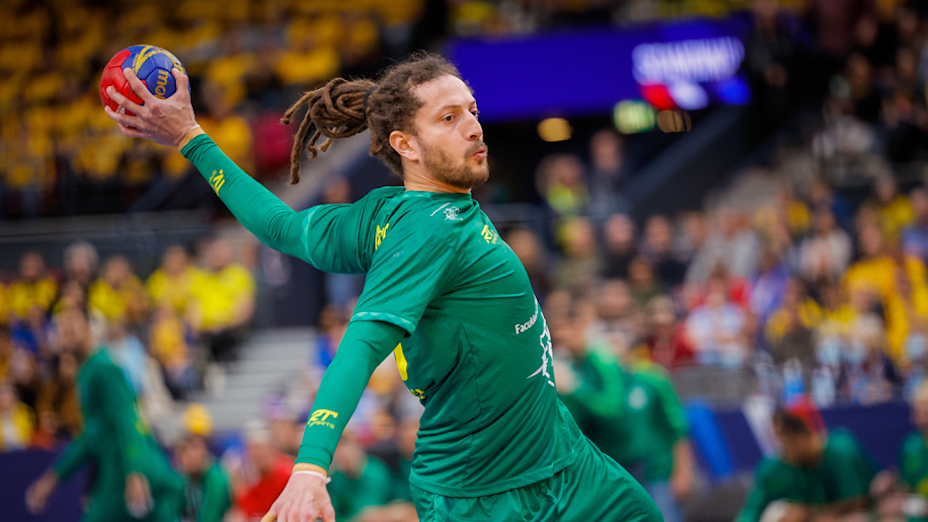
[150,314,189,369]
[190,264,255,331]
[0,402,34,451]
[147,266,201,317]
[88,276,145,321]
[7,277,57,320]
[765,299,823,344]
[843,255,927,302]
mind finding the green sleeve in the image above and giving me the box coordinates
[296,320,406,469]
[180,134,312,263]
[198,465,232,522]
[96,363,148,476]
[52,432,91,481]
[899,433,921,489]
[568,351,625,418]
[351,223,456,334]
[828,433,875,501]
[735,463,775,522]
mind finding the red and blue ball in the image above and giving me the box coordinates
[100,45,188,116]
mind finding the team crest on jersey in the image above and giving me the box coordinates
[444,206,462,221]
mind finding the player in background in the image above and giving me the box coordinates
[735,403,875,522]
[25,308,184,522]
[872,380,928,518]
[102,52,662,522]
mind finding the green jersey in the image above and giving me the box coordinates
[621,361,689,481]
[328,455,396,520]
[900,432,928,496]
[735,430,876,522]
[182,461,232,522]
[182,135,584,499]
[52,349,183,519]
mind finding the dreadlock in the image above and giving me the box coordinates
[280,51,463,184]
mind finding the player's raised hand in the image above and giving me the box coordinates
[262,472,335,522]
[104,67,199,148]
[25,471,58,514]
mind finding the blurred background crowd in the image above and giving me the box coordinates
[3,0,928,520]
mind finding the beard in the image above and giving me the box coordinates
[420,139,490,190]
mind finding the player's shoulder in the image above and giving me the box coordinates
[631,359,672,384]
[386,193,473,236]
[825,428,864,455]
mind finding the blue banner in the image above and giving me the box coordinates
[447,16,753,122]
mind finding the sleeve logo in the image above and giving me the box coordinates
[307,409,339,429]
[481,225,498,244]
[208,170,226,193]
[375,224,390,250]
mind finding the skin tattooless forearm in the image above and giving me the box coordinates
[180,134,309,261]
[296,320,406,470]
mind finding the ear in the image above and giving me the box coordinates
[389,130,419,163]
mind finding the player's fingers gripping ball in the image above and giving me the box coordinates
[100,45,189,115]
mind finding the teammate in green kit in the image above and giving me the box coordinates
[103,52,661,522]
[735,405,876,522]
[175,432,233,522]
[552,308,692,522]
[872,380,928,519]
[25,308,184,522]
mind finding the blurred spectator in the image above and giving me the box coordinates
[809,177,855,232]
[274,28,340,87]
[176,404,233,522]
[328,429,397,521]
[177,432,232,522]
[190,239,256,363]
[506,228,552,299]
[0,327,11,379]
[63,241,99,287]
[602,213,637,280]
[592,279,643,345]
[750,249,791,325]
[233,421,294,520]
[865,175,914,243]
[640,296,695,371]
[685,273,750,367]
[628,256,665,308]
[799,206,852,281]
[88,255,147,323]
[640,215,688,288]
[554,217,601,293]
[35,351,82,439]
[764,279,821,367]
[735,405,876,522]
[885,261,928,363]
[52,280,88,317]
[9,348,40,411]
[902,187,928,262]
[686,207,761,284]
[536,154,589,218]
[199,82,255,175]
[744,0,799,124]
[150,305,200,400]
[844,224,927,306]
[587,129,629,220]
[147,245,199,319]
[0,379,34,451]
[7,251,57,323]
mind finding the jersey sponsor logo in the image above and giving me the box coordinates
[374,224,390,250]
[527,312,555,387]
[208,170,226,193]
[307,409,339,429]
[481,225,498,244]
[515,299,539,334]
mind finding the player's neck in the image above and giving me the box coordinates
[403,169,471,194]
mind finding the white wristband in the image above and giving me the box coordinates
[292,470,332,484]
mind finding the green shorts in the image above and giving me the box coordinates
[411,437,663,522]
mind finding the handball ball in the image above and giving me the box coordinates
[100,45,188,116]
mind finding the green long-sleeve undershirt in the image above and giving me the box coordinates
[181,133,406,470]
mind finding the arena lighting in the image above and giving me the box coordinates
[613,100,656,134]
[537,118,572,142]
[657,110,692,133]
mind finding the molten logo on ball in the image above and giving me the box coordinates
[99,45,189,115]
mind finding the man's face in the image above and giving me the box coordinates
[409,75,488,190]
[775,427,818,466]
[913,398,928,431]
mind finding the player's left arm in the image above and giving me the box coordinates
[651,367,695,499]
[95,363,152,489]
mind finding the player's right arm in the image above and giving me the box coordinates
[103,67,374,273]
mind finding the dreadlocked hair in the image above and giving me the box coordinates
[281,51,463,184]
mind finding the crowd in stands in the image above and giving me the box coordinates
[0,240,255,453]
